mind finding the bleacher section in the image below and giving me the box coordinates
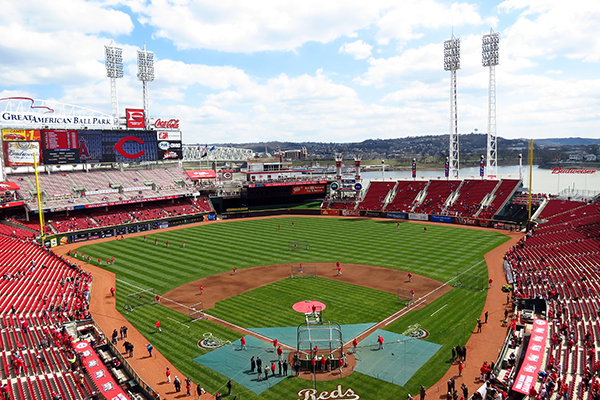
[322,178,523,220]
[478,179,521,219]
[0,235,95,399]
[502,199,600,400]
[9,165,197,212]
[412,180,461,215]
[356,181,396,211]
[446,179,498,217]
[386,181,427,212]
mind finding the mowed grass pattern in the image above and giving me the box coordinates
[80,217,507,293]
[78,217,509,400]
[209,277,400,327]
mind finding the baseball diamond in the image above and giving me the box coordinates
[63,215,518,400]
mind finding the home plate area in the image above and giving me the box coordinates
[193,326,441,394]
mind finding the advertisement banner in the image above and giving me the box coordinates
[412,162,417,178]
[157,149,182,161]
[386,212,407,219]
[73,341,129,400]
[157,131,182,141]
[126,108,145,128]
[186,170,217,179]
[456,217,478,226]
[480,159,485,177]
[513,319,548,394]
[365,211,384,217]
[154,119,180,130]
[84,195,180,208]
[408,213,429,221]
[4,141,41,166]
[0,201,24,209]
[445,161,449,178]
[431,215,454,223]
[341,209,360,216]
[0,182,20,191]
[292,185,326,195]
[2,129,41,141]
[321,209,340,215]
[249,180,328,188]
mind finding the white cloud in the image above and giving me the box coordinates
[355,43,441,87]
[382,81,446,102]
[499,0,600,64]
[129,0,386,53]
[376,0,483,46]
[155,60,251,90]
[339,40,373,60]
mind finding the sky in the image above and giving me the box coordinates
[0,0,599,145]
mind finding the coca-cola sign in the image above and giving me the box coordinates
[154,118,179,130]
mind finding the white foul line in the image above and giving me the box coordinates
[167,317,190,329]
[430,304,448,317]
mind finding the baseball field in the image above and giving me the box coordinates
[78,216,510,400]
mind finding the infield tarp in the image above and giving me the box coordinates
[353,329,442,387]
[193,335,289,395]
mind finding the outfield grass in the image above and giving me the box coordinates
[79,217,509,400]
[80,217,507,293]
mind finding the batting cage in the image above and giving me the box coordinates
[454,272,486,290]
[123,288,155,312]
[288,241,310,251]
[189,301,206,321]
[397,287,414,305]
[291,264,317,278]
[297,321,343,360]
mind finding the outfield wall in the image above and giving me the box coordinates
[320,209,522,230]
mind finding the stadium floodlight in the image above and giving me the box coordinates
[444,35,460,179]
[483,28,500,180]
[137,45,155,129]
[105,43,124,126]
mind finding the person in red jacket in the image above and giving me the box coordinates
[156,320,161,333]
[352,338,358,353]
[240,336,246,350]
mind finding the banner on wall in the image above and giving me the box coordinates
[513,319,548,394]
[3,141,41,166]
[73,341,129,399]
[321,209,340,215]
[2,129,41,141]
[408,213,428,221]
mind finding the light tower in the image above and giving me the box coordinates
[483,28,500,179]
[137,45,155,129]
[444,35,461,179]
[104,43,124,126]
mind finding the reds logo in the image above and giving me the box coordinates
[114,136,146,159]
[126,109,145,128]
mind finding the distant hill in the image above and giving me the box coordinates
[210,134,597,153]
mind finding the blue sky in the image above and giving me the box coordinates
[0,0,598,144]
